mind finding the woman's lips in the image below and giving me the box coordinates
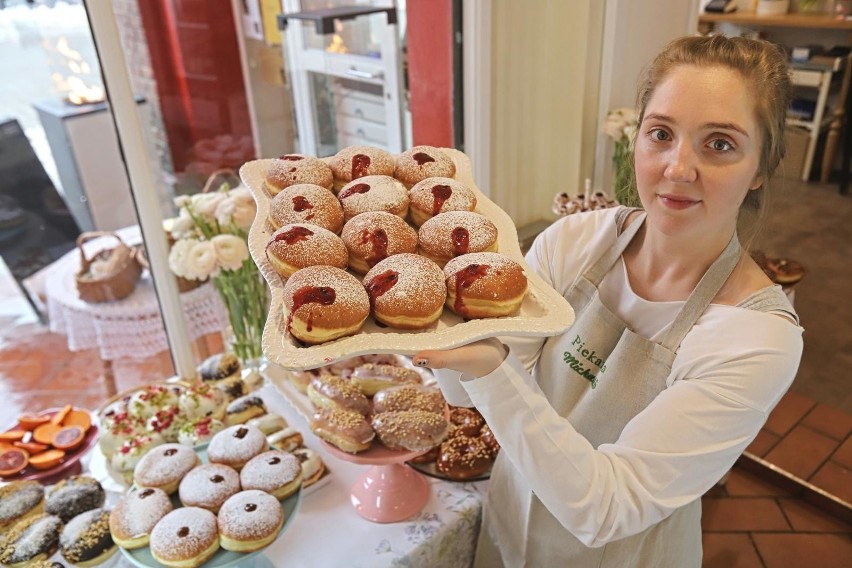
[658,194,699,210]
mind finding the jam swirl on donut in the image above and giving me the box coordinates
[339,183,371,200]
[364,270,399,311]
[272,225,314,245]
[413,152,435,165]
[287,286,336,333]
[360,228,389,267]
[431,185,453,215]
[451,227,470,255]
[292,195,314,220]
[278,154,303,161]
[453,263,488,317]
[352,154,371,179]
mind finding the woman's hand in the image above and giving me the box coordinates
[412,338,509,378]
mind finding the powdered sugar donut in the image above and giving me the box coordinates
[418,211,498,267]
[444,252,528,318]
[341,211,418,274]
[409,177,476,226]
[330,145,396,192]
[178,464,241,513]
[265,154,333,195]
[207,424,268,471]
[240,450,303,499]
[363,253,446,329]
[394,146,456,188]
[337,175,409,221]
[109,486,173,549]
[217,490,284,553]
[266,223,349,279]
[269,183,344,233]
[134,443,200,495]
[149,507,219,567]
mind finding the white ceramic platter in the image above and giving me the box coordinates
[241,149,574,371]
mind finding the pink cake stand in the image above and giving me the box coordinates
[322,441,430,523]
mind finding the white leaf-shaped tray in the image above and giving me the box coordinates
[241,149,574,370]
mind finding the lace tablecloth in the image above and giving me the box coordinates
[45,226,228,360]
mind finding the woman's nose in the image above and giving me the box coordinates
[664,143,698,183]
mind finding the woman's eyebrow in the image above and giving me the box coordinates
[644,114,749,137]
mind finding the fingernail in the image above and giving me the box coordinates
[413,358,428,367]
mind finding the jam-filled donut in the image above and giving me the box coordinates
[225,395,267,426]
[44,475,106,523]
[0,513,62,567]
[371,410,449,452]
[265,154,333,195]
[269,183,344,233]
[310,407,375,454]
[240,450,303,499]
[178,464,241,514]
[266,223,349,279]
[394,146,456,188]
[418,211,498,267]
[60,508,116,567]
[436,434,492,480]
[282,265,370,345]
[341,211,418,275]
[134,443,200,495]
[217,490,284,553]
[363,253,447,330]
[290,448,325,487]
[109,486,173,549]
[307,374,370,415]
[448,407,485,438]
[207,424,269,471]
[409,177,476,226]
[150,507,220,568]
[349,363,423,397]
[479,423,501,458]
[372,384,445,415]
[0,480,44,534]
[444,252,527,318]
[177,416,226,447]
[330,145,396,192]
[337,175,409,222]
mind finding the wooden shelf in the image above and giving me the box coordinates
[698,12,852,31]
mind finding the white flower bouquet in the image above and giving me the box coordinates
[602,107,640,207]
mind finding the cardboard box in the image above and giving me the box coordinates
[778,126,809,180]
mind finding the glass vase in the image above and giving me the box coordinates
[213,258,269,372]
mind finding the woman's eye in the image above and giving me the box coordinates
[649,128,669,141]
[711,139,733,152]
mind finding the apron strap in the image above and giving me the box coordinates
[583,208,646,287]
[660,233,742,352]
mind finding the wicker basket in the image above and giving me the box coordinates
[75,231,143,303]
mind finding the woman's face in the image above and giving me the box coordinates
[634,64,763,241]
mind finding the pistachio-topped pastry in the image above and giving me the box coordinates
[0,513,62,567]
[199,352,241,383]
[178,383,227,421]
[177,416,226,446]
[60,508,116,567]
[45,476,105,523]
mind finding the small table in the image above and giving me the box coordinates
[44,226,228,396]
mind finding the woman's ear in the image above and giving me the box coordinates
[749,174,764,191]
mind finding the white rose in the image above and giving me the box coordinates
[170,210,196,240]
[603,119,625,141]
[215,195,256,230]
[212,234,249,271]
[227,185,253,204]
[231,202,257,230]
[184,240,218,280]
[168,238,196,279]
[174,195,191,208]
[191,192,227,219]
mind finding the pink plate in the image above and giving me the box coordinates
[0,407,98,484]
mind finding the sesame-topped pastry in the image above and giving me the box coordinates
[178,463,241,514]
[330,145,396,192]
[134,443,201,495]
[146,406,184,443]
[110,433,166,482]
[149,507,220,568]
[0,513,63,567]
[349,363,423,396]
[394,146,456,188]
[372,384,446,415]
[340,211,418,275]
[307,374,370,415]
[337,175,409,222]
[310,407,375,454]
[217,490,284,553]
[240,450,303,500]
[0,480,44,534]
[207,424,268,470]
[266,154,334,195]
[371,410,449,452]
[44,476,106,523]
[109,487,173,549]
[177,416,226,447]
[225,395,268,426]
[127,384,183,421]
[269,183,344,233]
[199,352,241,384]
[409,177,477,226]
[178,383,227,421]
[60,508,116,567]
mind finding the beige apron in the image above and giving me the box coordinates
[476,209,748,568]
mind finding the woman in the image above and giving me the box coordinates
[414,35,803,567]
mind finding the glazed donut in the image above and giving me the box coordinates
[217,490,284,553]
[409,177,476,226]
[436,435,492,480]
[269,183,344,233]
[307,374,370,415]
[290,448,324,487]
[0,481,44,534]
[337,175,409,221]
[134,443,201,495]
[363,253,447,329]
[240,450,303,499]
[0,513,62,567]
[282,265,370,345]
[289,368,321,393]
[109,486,173,549]
[60,508,116,567]
[266,427,304,452]
[247,412,288,435]
[444,252,528,319]
[207,424,268,471]
[266,223,349,279]
[409,444,440,464]
[265,154,333,195]
[330,145,396,192]
[146,406,183,443]
[394,146,456,188]
[110,434,166,482]
[340,211,418,274]
[177,416,226,446]
[372,384,445,415]
[371,410,449,452]
[349,363,423,397]
[418,211,498,267]
[178,464,241,514]
[149,507,220,568]
[448,407,485,438]
[225,395,268,426]
[44,475,106,523]
[310,407,375,453]
[178,383,226,421]
[479,423,501,458]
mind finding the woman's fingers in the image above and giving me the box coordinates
[412,338,508,377]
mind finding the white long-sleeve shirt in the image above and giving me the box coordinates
[453,208,804,547]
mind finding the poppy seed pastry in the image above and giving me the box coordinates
[330,145,396,192]
[417,211,498,267]
[44,475,106,523]
[337,175,409,222]
[269,183,344,233]
[266,223,349,279]
[408,177,476,226]
[363,253,447,330]
[444,252,528,319]
[0,480,44,534]
[394,146,456,188]
[0,513,62,567]
[265,154,333,195]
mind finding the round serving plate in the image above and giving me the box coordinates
[407,458,492,482]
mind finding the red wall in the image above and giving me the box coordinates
[406,0,454,147]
